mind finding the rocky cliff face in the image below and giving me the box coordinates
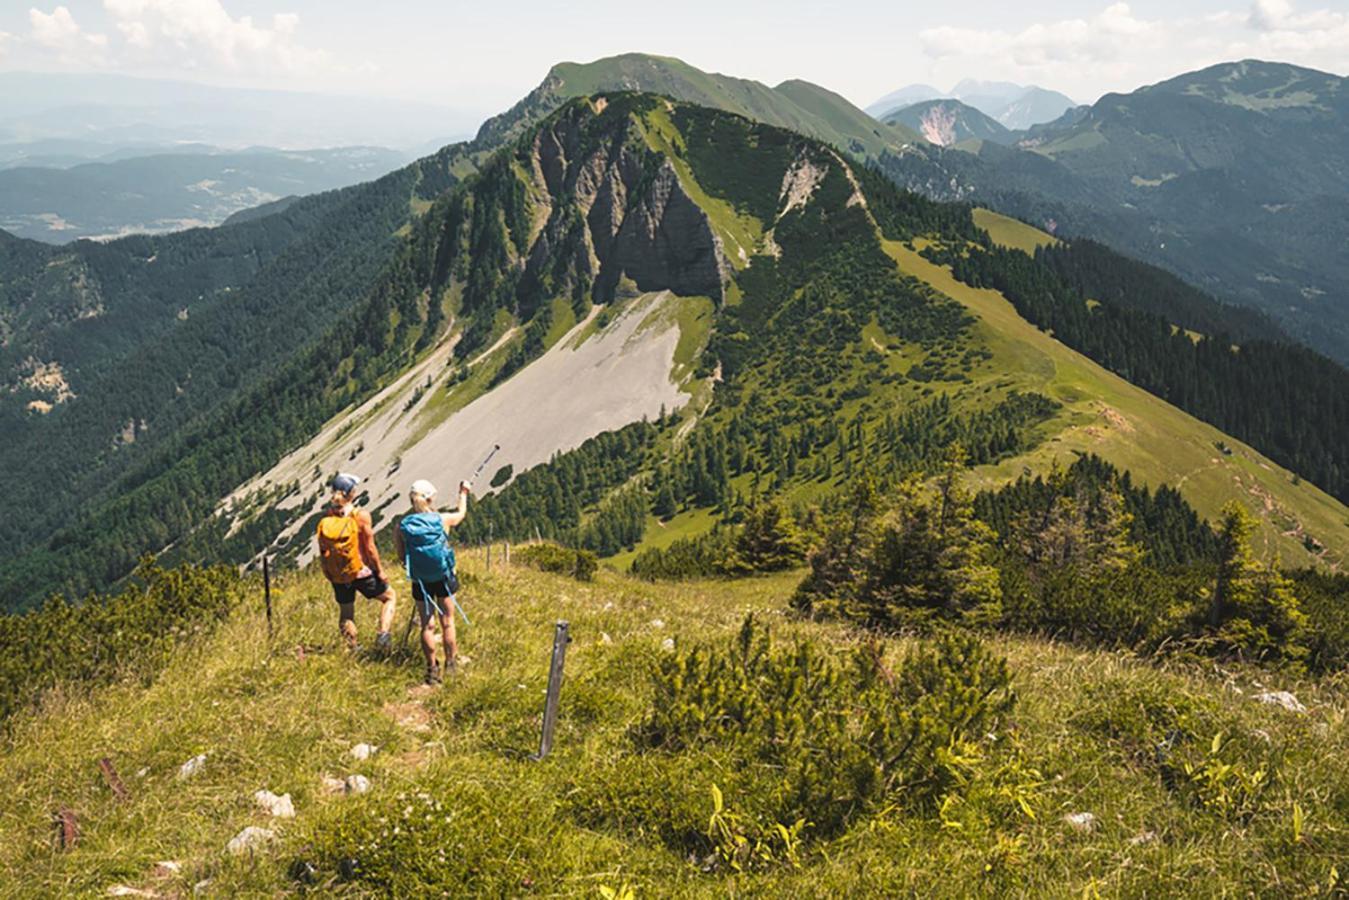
[466,98,728,310]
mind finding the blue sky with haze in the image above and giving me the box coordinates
[1,0,1345,126]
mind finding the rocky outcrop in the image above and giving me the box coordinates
[601,160,727,302]
[519,101,728,305]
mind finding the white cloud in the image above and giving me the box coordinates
[1243,0,1349,55]
[101,0,328,73]
[917,1,1347,99]
[28,6,109,64]
[919,4,1160,68]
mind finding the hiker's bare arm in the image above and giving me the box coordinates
[357,512,384,577]
[442,483,471,529]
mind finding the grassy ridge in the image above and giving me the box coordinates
[2,556,1345,895]
[881,239,1349,568]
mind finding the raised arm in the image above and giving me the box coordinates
[442,481,471,529]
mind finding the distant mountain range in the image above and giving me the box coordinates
[867,80,1077,129]
[0,71,480,152]
[878,60,1349,363]
[0,145,411,242]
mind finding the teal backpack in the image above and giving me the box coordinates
[399,512,456,584]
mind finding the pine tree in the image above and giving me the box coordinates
[725,501,806,574]
[1209,502,1308,665]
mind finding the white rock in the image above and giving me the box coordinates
[599,632,612,645]
[650,619,665,629]
[349,743,378,760]
[345,774,371,795]
[1064,812,1096,833]
[193,880,211,896]
[106,887,155,898]
[661,637,676,652]
[1254,691,1307,714]
[1129,830,1157,846]
[253,789,296,818]
[320,774,347,795]
[226,826,275,856]
[177,753,207,780]
[153,861,180,876]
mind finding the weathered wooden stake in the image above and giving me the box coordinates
[486,543,492,571]
[97,757,129,802]
[263,556,273,639]
[54,809,79,850]
[505,541,511,566]
[530,621,571,761]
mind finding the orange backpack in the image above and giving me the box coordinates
[317,510,364,583]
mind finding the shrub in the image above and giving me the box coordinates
[513,542,597,581]
[593,616,1015,862]
[0,561,246,724]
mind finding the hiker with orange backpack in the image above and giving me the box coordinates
[317,473,398,652]
[393,479,470,685]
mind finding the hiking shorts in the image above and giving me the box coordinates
[331,574,390,605]
[411,579,454,620]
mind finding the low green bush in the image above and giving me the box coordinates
[513,542,598,581]
[0,561,246,724]
[573,616,1015,868]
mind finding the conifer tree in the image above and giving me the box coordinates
[1209,502,1308,665]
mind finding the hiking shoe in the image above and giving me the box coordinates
[425,662,443,685]
[375,631,392,653]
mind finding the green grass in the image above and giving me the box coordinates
[882,239,1349,567]
[3,558,1347,895]
[973,208,1059,254]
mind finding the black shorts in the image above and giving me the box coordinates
[332,574,390,605]
[411,579,455,618]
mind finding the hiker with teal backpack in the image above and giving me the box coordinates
[393,479,470,684]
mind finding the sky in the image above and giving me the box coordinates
[0,0,1346,123]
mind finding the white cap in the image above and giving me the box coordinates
[409,479,437,499]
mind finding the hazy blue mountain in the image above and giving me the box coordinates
[864,83,943,117]
[0,71,484,152]
[0,145,410,242]
[869,79,1076,129]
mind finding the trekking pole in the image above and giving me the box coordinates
[263,556,273,640]
[463,443,501,494]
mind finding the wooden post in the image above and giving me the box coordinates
[97,757,129,802]
[263,556,273,639]
[53,809,79,850]
[530,621,571,761]
[505,542,511,567]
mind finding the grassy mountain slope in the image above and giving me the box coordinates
[883,235,1347,566]
[2,557,1345,895]
[476,53,921,156]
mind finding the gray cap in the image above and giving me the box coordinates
[331,472,361,494]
